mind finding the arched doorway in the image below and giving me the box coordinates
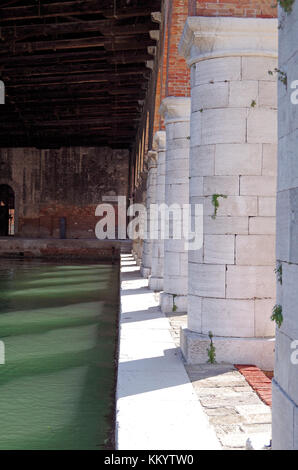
[0,185,15,236]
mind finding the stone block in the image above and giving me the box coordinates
[242,57,277,81]
[204,235,235,265]
[276,190,290,262]
[160,292,187,314]
[205,195,258,217]
[203,176,239,196]
[190,145,215,176]
[201,298,255,337]
[281,263,298,340]
[229,80,258,107]
[149,276,163,292]
[258,197,276,216]
[192,82,229,111]
[202,108,247,145]
[180,328,275,370]
[262,143,277,176]
[164,252,181,276]
[249,217,275,235]
[226,265,275,299]
[203,216,248,235]
[190,111,202,147]
[247,108,277,144]
[195,57,241,86]
[215,143,262,176]
[272,379,295,450]
[259,81,277,108]
[189,262,226,298]
[188,294,202,332]
[190,176,204,197]
[240,176,276,196]
[254,299,275,337]
[163,275,188,297]
[236,235,275,265]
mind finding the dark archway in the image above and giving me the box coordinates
[0,185,15,236]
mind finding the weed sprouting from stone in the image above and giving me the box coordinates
[271,304,283,328]
[207,331,216,364]
[211,194,227,219]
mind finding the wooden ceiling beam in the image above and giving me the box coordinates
[0,1,161,22]
[1,36,155,55]
[0,19,159,42]
[6,71,150,86]
[2,63,149,78]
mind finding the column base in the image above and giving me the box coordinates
[148,276,163,292]
[160,293,187,314]
[180,328,275,371]
[140,266,151,278]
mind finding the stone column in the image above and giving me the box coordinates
[179,16,278,369]
[149,131,166,291]
[141,151,158,278]
[272,3,298,450]
[159,97,191,313]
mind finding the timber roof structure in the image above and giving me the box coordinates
[0,0,162,148]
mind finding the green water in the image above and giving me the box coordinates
[0,260,119,450]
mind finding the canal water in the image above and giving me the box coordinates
[0,260,119,450]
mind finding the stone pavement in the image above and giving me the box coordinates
[167,313,272,450]
[117,255,272,450]
[116,254,220,450]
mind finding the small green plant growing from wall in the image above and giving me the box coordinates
[199,108,204,113]
[278,0,295,13]
[268,68,287,88]
[271,304,283,328]
[275,263,283,285]
[207,331,216,364]
[251,100,257,107]
[172,294,177,312]
[211,194,227,219]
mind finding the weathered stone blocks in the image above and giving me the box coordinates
[179,16,278,369]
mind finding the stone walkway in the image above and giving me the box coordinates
[117,255,272,450]
[167,313,272,450]
[116,255,220,450]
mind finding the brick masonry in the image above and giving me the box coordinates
[235,364,273,407]
[0,146,129,239]
[194,0,277,18]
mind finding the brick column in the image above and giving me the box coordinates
[141,151,157,278]
[272,3,298,450]
[149,131,166,291]
[179,16,278,369]
[159,97,190,313]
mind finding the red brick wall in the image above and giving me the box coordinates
[153,0,191,134]
[166,0,191,97]
[195,0,277,18]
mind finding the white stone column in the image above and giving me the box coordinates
[159,97,191,313]
[141,151,158,278]
[272,3,298,450]
[179,16,278,369]
[149,131,166,291]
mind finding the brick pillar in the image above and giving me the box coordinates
[179,16,278,369]
[149,131,166,291]
[141,151,158,278]
[272,2,298,450]
[159,97,191,313]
